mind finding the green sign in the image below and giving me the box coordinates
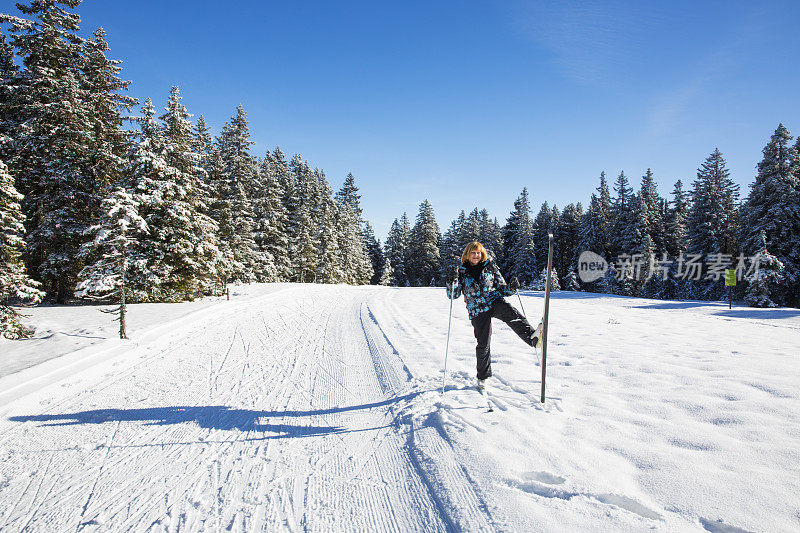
[725,269,737,286]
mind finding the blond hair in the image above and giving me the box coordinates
[461,241,488,264]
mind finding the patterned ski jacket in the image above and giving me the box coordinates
[446,260,513,320]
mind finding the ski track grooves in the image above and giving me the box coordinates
[0,285,498,532]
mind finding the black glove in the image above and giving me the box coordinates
[450,265,459,282]
[509,277,520,291]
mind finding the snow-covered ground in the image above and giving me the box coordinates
[1,284,798,532]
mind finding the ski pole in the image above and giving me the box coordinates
[442,278,456,395]
[516,289,527,319]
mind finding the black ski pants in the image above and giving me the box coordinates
[471,298,535,380]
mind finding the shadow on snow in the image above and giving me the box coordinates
[8,392,428,439]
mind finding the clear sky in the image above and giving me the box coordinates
[40,0,800,241]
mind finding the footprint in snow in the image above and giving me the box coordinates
[508,472,662,521]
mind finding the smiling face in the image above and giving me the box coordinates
[468,249,482,265]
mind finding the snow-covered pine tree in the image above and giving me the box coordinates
[579,173,611,252]
[511,206,537,287]
[293,204,318,283]
[638,169,666,253]
[408,200,440,286]
[609,171,638,259]
[478,210,503,260]
[501,188,525,276]
[363,222,384,285]
[2,1,95,301]
[285,155,314,281]
[535,266,560,291]
[745,231,785,308]
[501,189,536,284]
[686,148,740,300]
[378,256,394,286]
[217,105,266,282]
[162,88,224,296]
[259,150,291,280]
[81,27,136,202]
[337,172,363,219]
[0,158,43,338]
[740,125,800,307]
[533,201,554,274]
[338,201,373,285]
[191,115,213,167]
[563,270,580,292]
[665,180,688,257]
[464,208,482,244]
[577,172,612,292]
[334,172,373,284]
[75,188,147,338]
[315,194,344,284]
[556,203,583,281]
[439,213,464,280]
[384,214,411,286]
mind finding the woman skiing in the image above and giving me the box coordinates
[446,241,542,388]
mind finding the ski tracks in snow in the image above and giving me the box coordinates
[0,285,496,532]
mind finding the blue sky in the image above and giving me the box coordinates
[54,1,800,240]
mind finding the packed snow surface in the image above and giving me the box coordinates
[1,284,798,532]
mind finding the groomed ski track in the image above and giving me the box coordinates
[0,285,492,532]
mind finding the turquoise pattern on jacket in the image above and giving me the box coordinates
[446,260,513,319]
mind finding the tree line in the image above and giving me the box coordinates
[378,130,800,312]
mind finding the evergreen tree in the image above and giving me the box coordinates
[533,201,554,273]
[3,1,95,301]
[638,169,666,253]
[384,213,411,286]
[556,203,583,278]
[378,256,394,286]
[334,173,373,284]
[503,189,536,284]
[609,171,637,258]
[191,114,213,166]
[81,27,136,197]
[75,188,147,338]
[0,158,43,338]
[535,266,560,291]
[260,149,291,280]
[363,222,384,285]
[479,210,503,260]
[577,172,612,291]
[439,211,466,280]
[336,200,373,284]
[132,90,222,300]
[563,270,580,292]
[408,200,440,285]
[744,231,784,308]
[686,149,740,300]
[740,125,800,307]
[217,105,266,281]
[337,172,363,218]
[665,180,689,257]
[292,203,318,283]
[315,195,344,284]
